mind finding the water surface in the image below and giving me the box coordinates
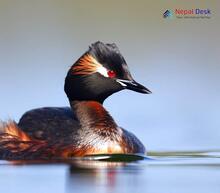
[0,151,220,193]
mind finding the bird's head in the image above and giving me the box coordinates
[65,41,151,103]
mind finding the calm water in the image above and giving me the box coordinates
[0,151,220,193]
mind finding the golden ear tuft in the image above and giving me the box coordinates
[72,54,103,75]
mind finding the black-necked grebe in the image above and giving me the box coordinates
[0,41,151,159]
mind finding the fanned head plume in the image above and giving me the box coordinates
[71,54,108,77]
[70,41,132,79]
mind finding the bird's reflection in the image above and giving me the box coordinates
[5,154,145,193]
[66,160,142,193]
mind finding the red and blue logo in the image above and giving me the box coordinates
[163,8,211,19]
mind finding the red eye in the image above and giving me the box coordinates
[107,70,116,78]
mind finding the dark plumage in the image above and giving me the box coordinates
[0,41,151,159]
[89,42,131,79]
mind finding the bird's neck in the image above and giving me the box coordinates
[70,100,118,131]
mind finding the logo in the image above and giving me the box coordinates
[163,8,211,19]
[163,10,172,18]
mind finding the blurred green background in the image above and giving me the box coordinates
[0,0,219,151]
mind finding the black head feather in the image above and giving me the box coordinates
[88,41,132,80]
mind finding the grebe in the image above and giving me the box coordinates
[0,41,151,159]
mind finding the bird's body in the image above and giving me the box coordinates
[17,101,145,157]
[0,41,151,159]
